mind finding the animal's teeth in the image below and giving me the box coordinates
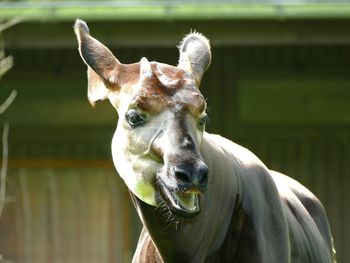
[169,189,198,211]
[178,192,197,211]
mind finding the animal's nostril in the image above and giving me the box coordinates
[174,164,208,187]
[174,167,192,184]
[197,164,209,185]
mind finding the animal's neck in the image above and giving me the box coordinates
[130,133,243,262]
[130,193,199,262]
[130,192,247,263]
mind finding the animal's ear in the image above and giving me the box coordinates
[178,32,211,86]
[74,19,121,105]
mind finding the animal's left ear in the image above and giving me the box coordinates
[178,32,211,86]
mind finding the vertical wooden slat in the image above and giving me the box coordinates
[268,140,284,173]
[285,140,298,180]
[0,177,19,261]
[107,172,121,263]
[79,170,110,263]
[98,171,110,263]
[18,169,31,263]
[297,140,312,189]
[18,169,48,263]
[312,141,327,204]
[12,169,24,263]
[47,169,61,263]
[56,170,81,263]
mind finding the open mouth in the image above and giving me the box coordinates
[157,179,201,218]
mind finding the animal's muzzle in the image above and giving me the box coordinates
[174,162,208,192]
[155,159,208,218]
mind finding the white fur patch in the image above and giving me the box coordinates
[112,129,158,205]
[111,109,169,206]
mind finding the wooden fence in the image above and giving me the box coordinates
[0,163,141,263]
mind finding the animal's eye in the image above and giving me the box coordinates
[126,109,145,128]
[198,115,209,129]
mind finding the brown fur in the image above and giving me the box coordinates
[132,62,205,115]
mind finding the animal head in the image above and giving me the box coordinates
[74,19,211,218]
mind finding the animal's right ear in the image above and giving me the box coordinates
[74,19,120,105]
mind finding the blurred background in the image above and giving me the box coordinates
[0,0,349,262]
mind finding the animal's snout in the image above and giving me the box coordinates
[174,162,208,191]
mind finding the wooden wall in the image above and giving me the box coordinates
[0,162,141,263]
[0,43,349,262]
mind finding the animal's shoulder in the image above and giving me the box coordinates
[205,133,324,214]
[203,132,279,197]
